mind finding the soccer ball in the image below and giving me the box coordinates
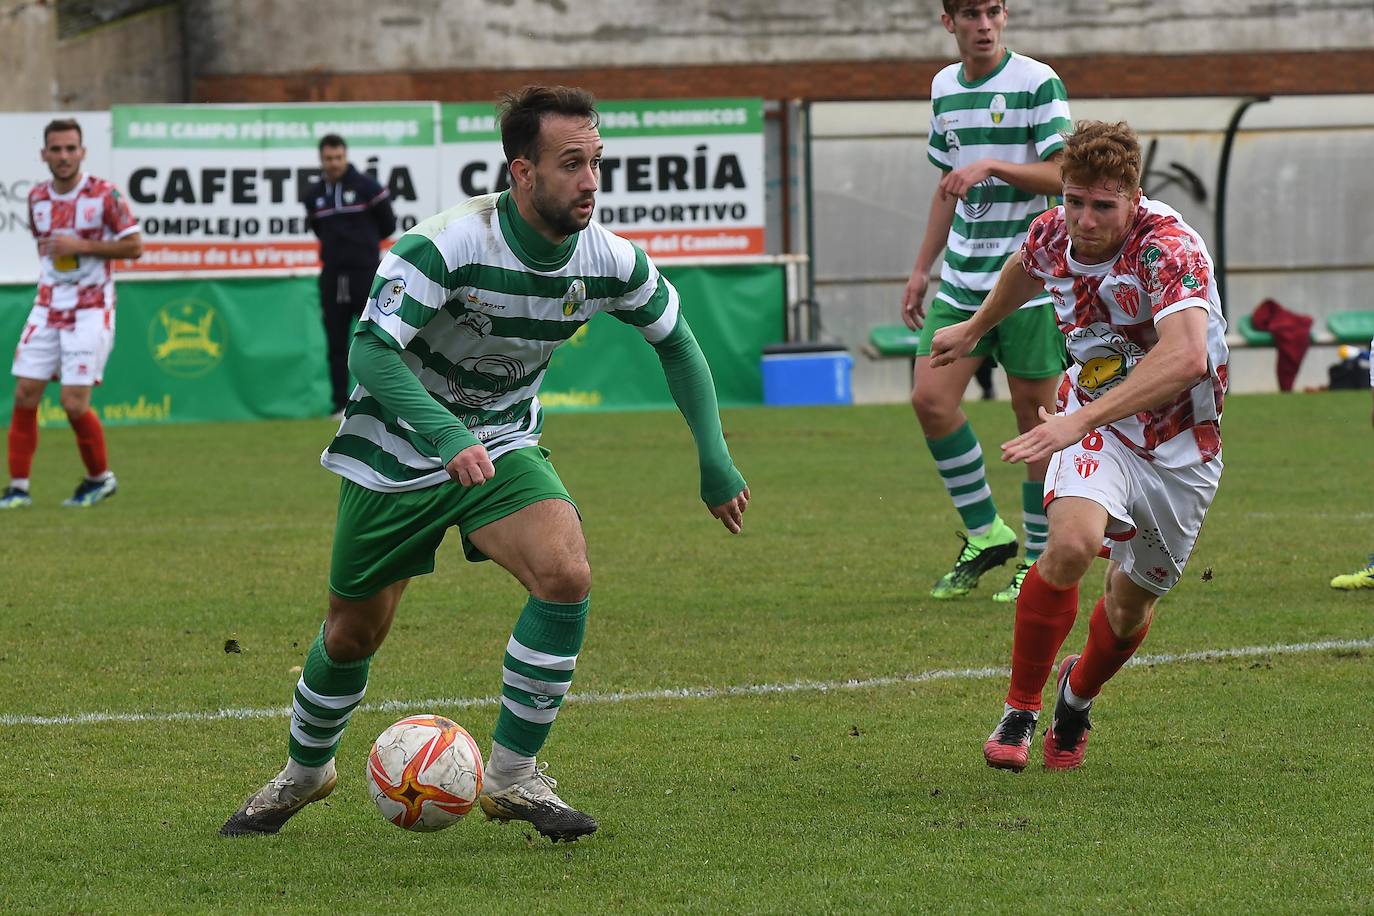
[366,714,484,832]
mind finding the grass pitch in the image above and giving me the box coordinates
[1,393,1371,913]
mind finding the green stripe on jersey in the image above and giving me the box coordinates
[951,213,1038,241]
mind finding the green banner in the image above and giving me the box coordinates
[113,103,438,149]
[442,98,764,143]
[0,264,782,427]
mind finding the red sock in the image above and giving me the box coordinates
[1006,563,1079,711]
[1068,597,1151,702]
[69,409,108,477]
[8,405,38,480]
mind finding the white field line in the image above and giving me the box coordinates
[2,636,1369,729]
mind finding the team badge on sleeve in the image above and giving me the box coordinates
[378,278,406,315]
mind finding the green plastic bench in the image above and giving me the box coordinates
[865,323,922,358]
[1326,311,1374,345]
[1235,314,1275,347]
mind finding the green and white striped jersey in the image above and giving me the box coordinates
[927,50,1072,312]
[321,191,680,492]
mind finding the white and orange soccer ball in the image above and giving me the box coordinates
[366,714,484,832]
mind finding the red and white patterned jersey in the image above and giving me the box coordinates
[1020,195,1230,468]
[29,174,140,315]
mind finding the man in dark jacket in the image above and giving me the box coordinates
[303,134,398,415]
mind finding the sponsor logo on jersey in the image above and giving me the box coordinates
[377,278,406,315]
[1073,453,1099,478]
[148,299,226,378]
[961,178,995,220]
[447,354,525,408]
[465,292,506,311]
[1147,566,1169,582]
[563,278,586,317]
[1078,354,1125,391]
[1181,272,1200,290]
[989,94,1006,125]
[1140,244,1163,279]
[457,312,492,339]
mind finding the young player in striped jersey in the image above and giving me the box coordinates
[932,120,1229,771]
[1,119,142,511]
[1329,338,1374,590]
[901,0,1072,602]
[221,86,750,842]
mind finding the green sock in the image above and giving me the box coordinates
[493,596,589,758]
[1022,480,1048,564]
[288,625,371,767]
[927,421,998,535]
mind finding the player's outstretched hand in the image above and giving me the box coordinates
[1001,407,1084,465]
[710,486,750,534]
[446,442,495,487]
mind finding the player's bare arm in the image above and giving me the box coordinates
[902,190,958,330]
[1001,306,1210,465]
[929,250,1041,366]
[708,486,750,535]
[939,152,1063,201]
[446,442,496,487]
[41,232,143,261]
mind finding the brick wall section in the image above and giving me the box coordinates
[196,50,1374,103]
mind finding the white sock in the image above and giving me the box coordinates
[485,742,534,788]
[86,470,113,483]
[1004,703,1038,721]
[9,478,29,492]
[285,757,332,785]
[1063,681,1093,711]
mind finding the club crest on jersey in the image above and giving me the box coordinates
[377,278,405,315]
[563,278,586,317]
[989,94,1006,125]
[344,189,356,204]
[1112,283,1141,319]
[1073,453,1099,478]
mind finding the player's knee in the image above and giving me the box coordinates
[1037,538,1096,588]
[323,622,382,662]
[60,394,90,419]
[13,381,44,409]
[911,387,954,430]
[531,557,591,603]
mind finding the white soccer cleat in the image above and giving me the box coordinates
[479,760,597,842]
[220,760,337,836]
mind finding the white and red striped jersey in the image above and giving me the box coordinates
[1020,195,1230,468]
[29,174,140,316]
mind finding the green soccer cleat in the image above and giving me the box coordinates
[1330,557,1374,590]
[931,520,1019,599]
[992,563,1031,603]
[0,486,32,509]
[220,760,337,837]
[480,760,597,843]
[62,474,117,507]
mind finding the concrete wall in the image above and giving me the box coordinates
[185,0,1372,75]
[808,94,1374,401]
[1,1,57,110]
[55,4,184,109]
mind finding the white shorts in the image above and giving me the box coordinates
[11,306,115,387]
[1045,429,1222,596]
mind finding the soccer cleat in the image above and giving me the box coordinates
[219,760,337,837]
[0,486,32,509]
[1044,655,1093,771]
[1330,556,1374,590]
[991,563,1031,604]
[62,474,117,507]
[983,706,1038,772]
[931,521,1019,599]
[479,760,598,842]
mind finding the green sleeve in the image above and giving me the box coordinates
[650,316,747,506]
[348,329,480,465]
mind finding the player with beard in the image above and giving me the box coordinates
[222,85,749,842]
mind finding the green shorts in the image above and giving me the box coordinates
[917,298,1067,380]
[328,446,576,600]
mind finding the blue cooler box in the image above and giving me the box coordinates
[760,344,853,406]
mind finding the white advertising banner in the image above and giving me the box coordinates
[108,103,441,273]
[440,98,766,260]
[0,111,112,285]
